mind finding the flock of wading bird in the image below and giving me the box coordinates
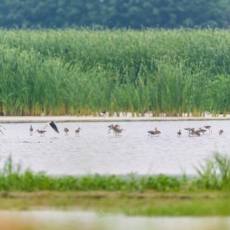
[147,125,224,137]
[28,121,81,136]
[5,121,221,137]
[106,124,224,137]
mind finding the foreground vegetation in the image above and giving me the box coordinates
[1,29,230,115]
[0,154,229,216]
[1,153,230,192]
[0,191,229,216]
[0,194,229,229]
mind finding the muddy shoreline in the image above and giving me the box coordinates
[0,116,229,123]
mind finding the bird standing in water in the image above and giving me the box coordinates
[219,129,224,135]
[64,128,69,135]
[108,124,123,136]
[36,129,47,137]
[148,128,161,137]
[204,125,212,134]
[113,126,123,136]
[108,124,120,133]
[177,129,182,137]
[75,127,81,136]
[198,128,207,135]
[29,125,33,136]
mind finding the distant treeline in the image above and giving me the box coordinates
[0,0,230,28]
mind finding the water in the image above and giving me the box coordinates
[0,120,229,175]
[1,210,230,230]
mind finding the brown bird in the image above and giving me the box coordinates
[112,126,124,136]
[108,124,121,135]
[189,129,201,137]
[184,128,194,136]
[177,129,182,137]
[199,128,207,134]
[108,124,120,129]
[219,129,224,135]
[29,125,33,136]
[204,125,212,133]
[64,128,69,135]
[36,129,47,136]
[75,127,81,136]
[148,128,161,137]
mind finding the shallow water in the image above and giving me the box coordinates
[1,210,230,230]
[0,120,229,175]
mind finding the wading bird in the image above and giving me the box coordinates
[148,128,161,137]
[189,129,201,137]
[204,125,212,134]
[108,124,120,134]
[184,128,194,136]
[108,124,123,136]
[29,125,33,136]
[108,124,120,129]
[112,126,124,136]
[219,129,224,135]
[198,128,207,135]
[177,129,182,137]
[36,129,47,137]
[64,128,69,135]
[75,127,81,136]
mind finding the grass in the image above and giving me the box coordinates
[0,153,230,192]
[0,157,186,192]
[0,29,230,115]
[0,154,229,216]
[0,191,229,216]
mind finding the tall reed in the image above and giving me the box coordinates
[0,29,229,115]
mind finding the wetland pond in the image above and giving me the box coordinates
[0,210,230,230]
[0,120,229,175]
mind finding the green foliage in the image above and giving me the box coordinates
[1,154,230,192]
[195,153,230,190]
[0,29,229,115]
[0,157,186,192]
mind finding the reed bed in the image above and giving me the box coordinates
[0,154,229,192]
[0,29,230,115]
